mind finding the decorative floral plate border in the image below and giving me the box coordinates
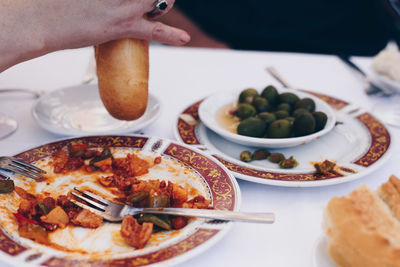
[174,91,393,187]
[0,135,240,266]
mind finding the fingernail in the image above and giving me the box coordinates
[180,33,191,43]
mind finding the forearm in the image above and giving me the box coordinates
[0,0,190,73]
[0,1,48,72]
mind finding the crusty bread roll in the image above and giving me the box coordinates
[95,38,149,121]
[324,176,400,267]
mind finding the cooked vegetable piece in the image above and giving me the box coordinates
[128,191,149,205]
[68,144,88,158]
[268,153,285,163]
[252,149,270,160]
[40,206,69,228]
[137,214,171,230]
[278,156,299,169]
[37,201,52,215]
[93,157,112,171]
[170,183,188,205]
[14,213,39,225]
[314,160,336,174]
[14,186,35,199]
[89,147,113,166]
[148,195,170,208]
[18,223,49,244]
[71,209,103,228]
[0,179,14,193]
[240,151,252,162]
[171,216,188,229]
[121,215,153,249]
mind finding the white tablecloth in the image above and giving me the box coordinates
[0,45,399,267]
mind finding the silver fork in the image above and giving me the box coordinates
[0,157,46,180]
[71,188,275,224]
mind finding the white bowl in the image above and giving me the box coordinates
[198,88,336,148]
[32,84,161,136]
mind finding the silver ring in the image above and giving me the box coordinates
[151,0,168,14]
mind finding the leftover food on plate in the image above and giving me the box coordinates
[324,175,400,266]
[239,149,298,169]
[0,143,212,253]
[217,86,328,138]
[372,43,400,83]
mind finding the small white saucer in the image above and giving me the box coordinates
[32,84,161,136]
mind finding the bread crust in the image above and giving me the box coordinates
[96,39,149,121]
[325,182,400,267]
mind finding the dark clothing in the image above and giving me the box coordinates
[176,0,399,55]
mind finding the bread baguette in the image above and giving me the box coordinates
[95,38,149,121]
[325,177,400,267]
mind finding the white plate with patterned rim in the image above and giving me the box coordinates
[0,135,240,267]
[32,84,161,136]
[174,90,393,187]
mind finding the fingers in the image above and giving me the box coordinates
[137,21,190,45]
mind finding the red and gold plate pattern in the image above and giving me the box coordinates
[0,136,240,266]
[174,91,393,187]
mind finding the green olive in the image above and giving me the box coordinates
[274,110,289,119]
[240,151,252,162]
[295,98,316,112]
[285,116,295,124]
[237,117,267,137]
[235,103,256,119]
[277,103,292,113]
[278,92,300,107]
[261,85,279,105]
[278,156,299,169]
[293,111,316,136]
[257,112,276,126]
[268,153,285,163]
[239,88,259,103]
[292,108,309,118]
[267,119,292,138]
[252,96,270,113]
[252,149,270,160]
[313,111,328,131]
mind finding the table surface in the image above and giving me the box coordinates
[0,45,399,267]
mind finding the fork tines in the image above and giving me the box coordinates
[70,188,108,215]
[11,157,46,174]
[7,158,46,180]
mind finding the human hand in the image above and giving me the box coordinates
[0,0,190,72]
